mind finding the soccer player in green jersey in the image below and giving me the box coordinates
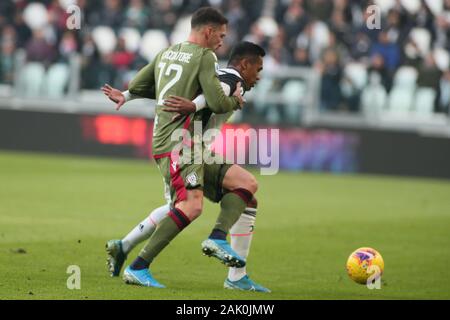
[103,42,270,292]
[104,8,264,288]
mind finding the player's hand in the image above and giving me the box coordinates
[233,82,245,109]
[162,95,196,115]
[102,84,126,111]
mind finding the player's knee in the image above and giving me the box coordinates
[176,196,203,221]
[180,205,202,221]
[189,203,203,220]
[246,174,258,194]
[190,194,204,219]
[233,175,258,200]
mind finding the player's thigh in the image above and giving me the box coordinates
[204,162,232,203]
[222,164,258,194]
[155,157,173,198]
[155,157,204,210]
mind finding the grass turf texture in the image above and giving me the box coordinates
[0,151,449,300]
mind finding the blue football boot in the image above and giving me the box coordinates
[201,239,246,268]
[122,266,165,288]
[224,275,271,293]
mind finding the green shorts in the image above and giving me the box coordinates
[155,154,204,206]
[156,151,232,205]
[204,162,233,203]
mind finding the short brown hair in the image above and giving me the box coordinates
[191,7,228,29]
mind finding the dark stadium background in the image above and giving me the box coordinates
[1,0,450,178]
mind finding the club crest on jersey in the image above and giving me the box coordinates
[186,173,198,186]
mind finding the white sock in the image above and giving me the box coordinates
[228,208,257,281]
[121,204,170,254]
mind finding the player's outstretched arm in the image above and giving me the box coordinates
[198,51,244,114]
[102,84,127,111]
[102,84,147,111]
[128,57,158,100]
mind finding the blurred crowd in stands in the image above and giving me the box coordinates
[0,0,450,115]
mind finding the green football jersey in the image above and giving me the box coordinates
[128,42,240,156]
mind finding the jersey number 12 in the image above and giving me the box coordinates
[157,63,183,106]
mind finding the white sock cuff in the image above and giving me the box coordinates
[243,207,257,216]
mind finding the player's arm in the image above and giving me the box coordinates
[162,80,239,114]
[127,57,158,100]
[198,51,243,114]
[192,78,239,110]
[102,84,146,110]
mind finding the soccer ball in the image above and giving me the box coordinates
[346,247,384,285]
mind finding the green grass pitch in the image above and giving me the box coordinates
[0,150,449,300]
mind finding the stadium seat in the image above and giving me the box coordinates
[342,63,368,96]
[425,0,443,15]
[361,73,387,116]
[387,87,415,114]
[400,0,421,14]
[311,21,330,53]
[119,28,141,53]
[43,63,70,98]
[393,66,418,88]
[23,2,48,30]
[433,48,450,72]
[281,80,306,122]
[374,0,395,13]
[140,30,169,61]
[170,15,191,45]
[58,0,78,10]
[387,66,418,113]
[92,26,117,55]
[257,16,279,38]
[410,28,431,57]
[19,62,46,97]
[414,87,436,116]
